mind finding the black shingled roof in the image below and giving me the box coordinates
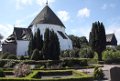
[13,27,32,40]
[3,27,32,44]
[106,33,116,42]
[29,5,65,27]
[3,34,16,44]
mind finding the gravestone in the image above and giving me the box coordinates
[110,67,120,81]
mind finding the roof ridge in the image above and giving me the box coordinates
[29,5,65,27]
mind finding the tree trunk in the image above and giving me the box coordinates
[98,52,102,61]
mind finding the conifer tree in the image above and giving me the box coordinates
[35,29,43,50]
[53,31,60,60]
[42,29,60,60]
[31,49,40,60]
[89,21,106,61]
[28,34,34,57]
[48,30,60,60]
[42,28,50,59]
[33,33,37,49]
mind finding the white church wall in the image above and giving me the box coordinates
[17,40,29,56]
[32,24,65,38]
[31,24,73,50]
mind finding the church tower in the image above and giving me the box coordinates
[29,4,73,50]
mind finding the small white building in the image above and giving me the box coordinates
[2,4,73,56]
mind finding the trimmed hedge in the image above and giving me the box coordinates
[0,78,93,81]
[0,68,5,77]
[0,58,88,69]
[0,70,93,81]
[62,58,88,67]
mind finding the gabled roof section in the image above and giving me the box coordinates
[3,27,32,44]
[13,27,32,40]
[2,34,16,44]
[106,33,116,42]
[29,5,65,27]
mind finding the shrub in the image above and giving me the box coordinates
[60,50,70,58]
[7,54,17,59]
[4,60,16,68]
[19,55,25,60]
[14,63,31,77]
[31,49,43,60]
[79,47,94,58]
[60,49,80,58]
[0,68,5,77]
[62,59,88,67]
[93,66,104,80]
[103,49,120,64]
[0,53,9,59]
[0,60,7,67]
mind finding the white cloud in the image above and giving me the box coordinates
[36,0,55,7]
[77,8,90,18]
[14,8,41,27]
[57,10,70,22]
[16,0,32,9]
[0,24,14,40]
[110,4,115,8]
[101,4,107,10]
[101,3,115,10]
[15,20,22,26]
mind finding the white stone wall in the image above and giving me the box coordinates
[17,40,29,56]
[31,24,73,50]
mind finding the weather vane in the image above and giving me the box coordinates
[46,0,48,5]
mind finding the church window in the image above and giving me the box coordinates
[57,31,67,39]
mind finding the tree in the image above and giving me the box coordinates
[35,29,43,50]
[69,35,88,49]
[116,45,120,50]
[28,29,43,57]
[79,36,88,48]
[89,21,106,61]
[31,49,43,60]
[42,28,50,59]
[68,35,81,48]
[79,46,94,58]
[28,34,34,57]
[54,32,60,59]
[0,34,3,49]
[49,30,60,60]
[42,29,60,60]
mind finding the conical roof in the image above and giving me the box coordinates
[29,5,65,27]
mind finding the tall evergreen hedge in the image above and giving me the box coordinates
[89,21,106,61]
[42,29,60,60]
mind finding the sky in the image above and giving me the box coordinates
[0,0,120,44]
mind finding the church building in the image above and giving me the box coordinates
[2,4,73,56]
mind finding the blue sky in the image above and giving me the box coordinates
[0,0,120,44]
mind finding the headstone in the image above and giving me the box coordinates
[110,67,120,81]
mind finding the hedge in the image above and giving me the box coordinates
[0,58,88,69]
[0,78,93,81]
[0,70,93,81]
